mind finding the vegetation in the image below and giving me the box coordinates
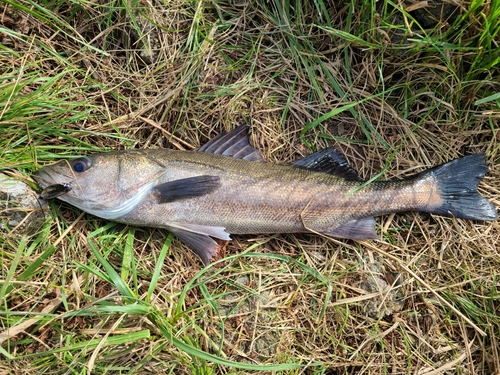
[1,0,499,373]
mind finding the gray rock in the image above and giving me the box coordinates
[0,173,47,233]
[381,0,461,53]
[129,4,162,65]
[411,1,459,29]
[359,260,405,319]
[216,275,279,359]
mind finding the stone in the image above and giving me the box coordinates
[359,260,406,319]
[0,173,47,234]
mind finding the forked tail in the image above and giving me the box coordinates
[421,153,497,221]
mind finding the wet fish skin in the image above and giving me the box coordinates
[32,126,498,264]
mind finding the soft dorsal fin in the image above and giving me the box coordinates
[292,148,361,180]
[196,125,265,162]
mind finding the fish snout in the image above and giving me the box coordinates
[32,168,54,189]
[33,167,73,188]
[33,168,74,200]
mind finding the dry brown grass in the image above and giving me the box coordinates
[1,0,499,373]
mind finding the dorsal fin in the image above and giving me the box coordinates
[196,125,265,162]
[292,148,361,180]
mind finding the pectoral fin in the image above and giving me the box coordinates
[323,217,378,240]
[168,227,221,265]
[153,175,220,203]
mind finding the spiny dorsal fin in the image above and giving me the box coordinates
[292,148,361,180]
[197,125,265,162]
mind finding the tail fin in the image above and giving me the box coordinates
[422,153,497,221]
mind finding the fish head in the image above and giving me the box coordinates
[33,151,164,219]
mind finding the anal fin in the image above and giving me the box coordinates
[322,217,378,240]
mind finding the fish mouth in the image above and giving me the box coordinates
[32,168,73,200]
[39,183,73,200]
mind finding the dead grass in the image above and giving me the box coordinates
[1,0,499,373]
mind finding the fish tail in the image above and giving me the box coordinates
[421,153,497,221]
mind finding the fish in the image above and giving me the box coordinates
[32,125,498,264]
[39,182,72,200]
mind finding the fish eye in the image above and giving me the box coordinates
[71,157,92,173]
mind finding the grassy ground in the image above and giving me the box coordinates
[1,0,499,373]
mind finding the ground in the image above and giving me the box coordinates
[0,0,499,374]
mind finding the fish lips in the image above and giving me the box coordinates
[39,183,73,200]
[33,169,73,200]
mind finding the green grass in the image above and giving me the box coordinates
[1,0,499,373]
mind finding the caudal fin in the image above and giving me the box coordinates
[422,153,497,221]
